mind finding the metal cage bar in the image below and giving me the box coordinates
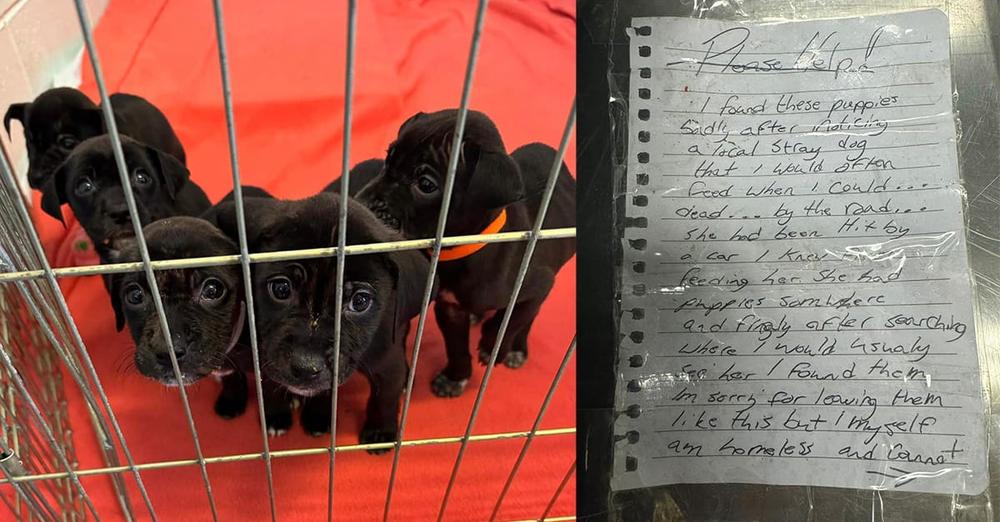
[437,100,576,521]
[0,346,100,520]
[329,2,358,519]
[511,515,576,522]
[10,418,77,519]
[0,107,157,521]
[9,277,136,520]
[72,1,220,519]
[209,0,278,519]
[0,428,573,484]
[382,1,490,519]
[489,337,576,521]
[6,417,77,519]
[540,460,575,521]
[0,180,141,521]
[0,447,58,521]
[0,228,575,284]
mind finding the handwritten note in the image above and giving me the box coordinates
[613,10,987,495]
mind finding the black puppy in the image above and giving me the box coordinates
[5,87,186,189]
[356,109,576,397]
[40,135,210,262]
[214,193,428,449]
[109,216,252,419]
[110,188,295,427]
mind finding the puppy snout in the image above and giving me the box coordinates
[106,204,131,224]
[155,346,186,366]
[290,358,323,380]
[157,334,191,365]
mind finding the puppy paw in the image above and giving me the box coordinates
[477,347,494,366]
[300,407,332,437]
[214,394,247,419]
[431,373,468,398]
[503,350,527,369]
[360,427,397,455]
[265,411,293,436]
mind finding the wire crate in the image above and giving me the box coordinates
[0,0,576,520]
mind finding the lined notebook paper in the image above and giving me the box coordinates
[614,10,987,495]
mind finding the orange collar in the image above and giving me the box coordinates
[436,209,507,261]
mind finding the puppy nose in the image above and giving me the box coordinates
[155,346,186,366]
[107,205,131,223]
[156,338,189,366]
[290,358,322,380]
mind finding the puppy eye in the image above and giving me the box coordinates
[347,289,374,314]
[415,174,439,195]
[74,177,96,197]
[133,168,152,186]
[268,277,293,301]
[57,135,78,149]
[200,278,226,301]
[124,284,145,306]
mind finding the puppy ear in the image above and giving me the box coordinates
[104,237,136,332]
[398,112,427,135]
[464,143,525,210]
[3,103,28,137]
[144,146,190,200]
[40,162,70,226]
[107,274,126,332]
[213,199,272,248]
[385,250,431,322]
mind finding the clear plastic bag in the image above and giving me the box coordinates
[603,1,1000,520]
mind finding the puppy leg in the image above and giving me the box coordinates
[262,380,293,436]
[300,391,333,437]
[505,316,536,369]
[478,297,546,369]
[479,271,555,368]
[431,299,472,398]
[361,351,406,455]
[214,371,248,419]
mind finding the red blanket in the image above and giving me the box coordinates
[29,1,576,520]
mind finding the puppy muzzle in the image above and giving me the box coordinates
[363,198,402,231]
[139,303,247,385]
[268,340,355,394]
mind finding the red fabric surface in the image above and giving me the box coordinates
[24,1,576,520]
